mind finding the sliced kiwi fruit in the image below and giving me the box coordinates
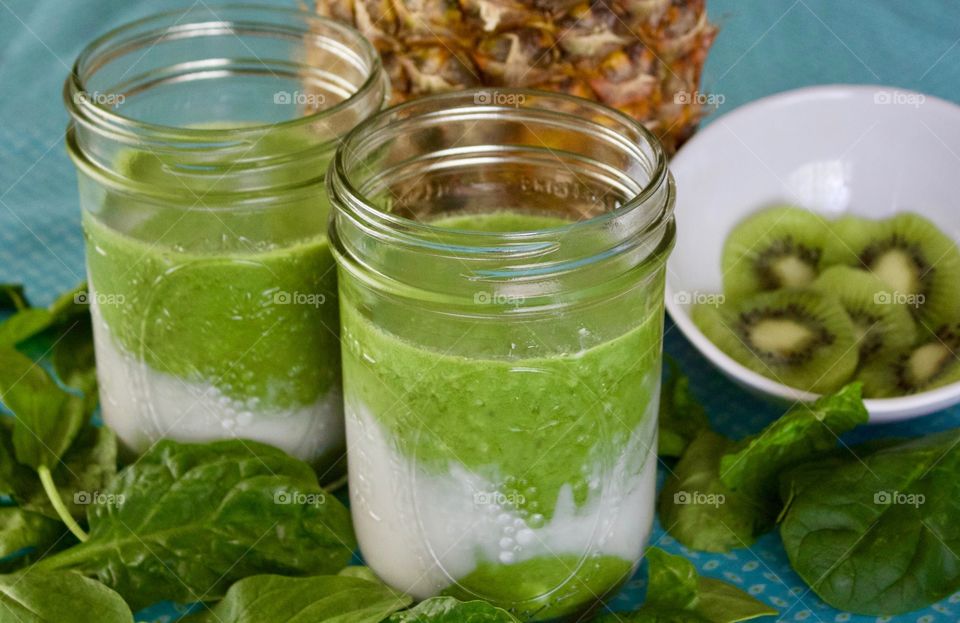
[693,289,858,394]
[721,205,837,299]
[859,323,960,397]
[811,266,917,361]
[829,212,960,328]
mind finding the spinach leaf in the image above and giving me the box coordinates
[388,597,519,622]
[720,383,868,499]
[51,315,97,395]
[660,385,868,552]
[780,429,960,615]
[0,347,88,470]
[13,426,117,522]
[0,419,33,497]
[0,284,28,312]
[36,439,356,610]
[187,574,411,622]
[0,283,88,348]
[596,548,775,623]
[0,310,55,347]
[338,565,383,583]
[643,547,699,610]
[0,571,133,622]
[0,508,65,559]
[658,358,710,458]
[658,431,764,552]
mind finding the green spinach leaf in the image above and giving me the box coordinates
[0,508,65,559]
[658,431,764,552]
[660,385,868,552]
[658,358,710,458]
[596,548,775,623]
[0,283,88,348]
[388,597,520,622]
[0,347,88,470]
[36,439,356,610]
[780,429,960,615]
[0,310,55,347]
[0,284,28,312]
[187,574,411,623]
[51,316,97,395]
[720,384,867,500]
[0,571,133,622]
[12,426,117,522]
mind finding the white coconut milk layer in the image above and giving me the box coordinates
[90,296,343,465]
[347,398,658,600]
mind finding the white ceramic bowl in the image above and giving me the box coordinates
[666,84,960,422]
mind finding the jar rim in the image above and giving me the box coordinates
[64,4,384,142]
[331,88,670,240]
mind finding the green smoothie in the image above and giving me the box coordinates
[343,212,661,620]
[84,131,343,467]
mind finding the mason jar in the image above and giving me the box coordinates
[329,90,676,619]
[64,5,387,476]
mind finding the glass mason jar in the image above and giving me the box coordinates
[329,90,676,619]
[64,6,387,476]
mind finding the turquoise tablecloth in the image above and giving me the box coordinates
[1,1,958,621]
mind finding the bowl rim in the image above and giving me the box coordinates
[665,83,960,423]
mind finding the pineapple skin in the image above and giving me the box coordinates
[313,0,717,154]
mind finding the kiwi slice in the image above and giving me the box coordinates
[859,323,960,397]
[721,206,836,299]
[829,213,960,328]
[811,266,917,360]
[693,289,858,394]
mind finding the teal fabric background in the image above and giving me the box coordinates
[1,1,958,621]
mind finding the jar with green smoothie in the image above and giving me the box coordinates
[64,6,387,475]
[329,90,675,619]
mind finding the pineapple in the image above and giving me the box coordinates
[312,0,717,153]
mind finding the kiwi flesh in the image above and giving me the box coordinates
[721,205,836,299]
[859,323,960,397]
[829,213,960,328]
[811,266,917,360]
[692,289,858,394]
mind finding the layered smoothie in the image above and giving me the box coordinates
[83,134,343,468]
[342,213,661,619]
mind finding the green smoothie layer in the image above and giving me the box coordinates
[444,555,635,620]
[84,133,339,409]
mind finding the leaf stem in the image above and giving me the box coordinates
[37,465,89,542]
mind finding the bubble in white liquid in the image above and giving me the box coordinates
[499,537,514,549]
[496,513,512,526]
[516,528,536,546]
[499,551,516,564]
